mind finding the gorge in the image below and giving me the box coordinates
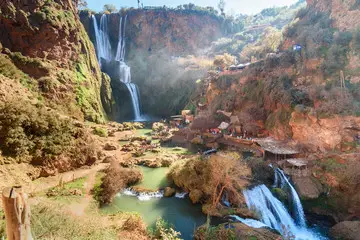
[0,0,359,239]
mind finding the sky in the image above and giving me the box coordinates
[87,0,299,15]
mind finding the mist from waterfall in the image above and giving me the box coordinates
[92,14,144,121]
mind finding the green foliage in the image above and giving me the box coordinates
[93,127,108,137]
[46,177,87,199]
[103,4,117,13]
[215,74,238,90]
[351,0,360,10]
[39,1,77,30]
[149,218,182,239]
[31,202,117,239]
[0,54,33,88]
[74,61,104,123]
[0,99,92,165]
[316,158,345,172]
[265,108,291,130]
[354,28,360,51]
[285,7,333,58]
[196,224,236,240]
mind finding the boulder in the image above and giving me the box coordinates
[164,187,176,197]
[104,142,118,151]
[103,155,116,163]
[330,221,360,240]
[293,176,324,199]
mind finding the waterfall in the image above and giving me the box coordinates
[274,168,306,227]
[115,15,144,121]
[92,14,112,66]
[125,83,141,120]
[115,15,127,61]
[242,185,325,239]
[92,14,145,121]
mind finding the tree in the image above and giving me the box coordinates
[77,0,88,10]
[103,4,117,13]
[218,0,226,16]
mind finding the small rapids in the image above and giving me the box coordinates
[120,188,187,201]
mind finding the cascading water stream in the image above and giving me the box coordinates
[92,14,144,121]
[274,168,306,227]
[230,167,326,239]
[115,15,143,121]
[92,14,112,66]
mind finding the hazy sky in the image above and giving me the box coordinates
[87,0,299,15]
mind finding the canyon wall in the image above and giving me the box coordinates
[80,10,224,118]
[0,0,114,122]
[81,9,224,58]
[197,0,360,153]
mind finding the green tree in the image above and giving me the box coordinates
[103,4,117,13]
[77,0,88,10]
[218,0,226,16]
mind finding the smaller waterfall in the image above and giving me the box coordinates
[125,83,142,120]
[121,188,164,201]
[243,185,325,239]
[274,168,306,227]
[115,15,127,61]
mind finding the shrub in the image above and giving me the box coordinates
[0,98,95,167]
[93,127,108,137]
[168,154,251,208]
[354,28,360,51]
[334,31,353,47]
[150,218,181,240]
[97,161,143,204]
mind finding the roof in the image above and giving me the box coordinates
[255,138,299,155]
[218,122,230,130]
[286,159,308,167]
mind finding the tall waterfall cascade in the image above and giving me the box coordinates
[91,14,144,121]
[92,14,112,66]
[232,168,326,240]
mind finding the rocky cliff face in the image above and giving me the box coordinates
[197,0,360,153]
[80,10,222,118]
[81,9,223,58]
[306,0,360,31]
[0,0,113,122]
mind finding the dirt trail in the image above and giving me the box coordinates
[68,169,98,216]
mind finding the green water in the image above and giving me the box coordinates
[103,195,206,240]
[135,166,169,190]
[102,166,206,240]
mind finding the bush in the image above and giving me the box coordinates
[97,161,143,204]
[354,28,360,51]
[93,127,108,137]
[149,218,181,240]
[168,154,251,208]
[0,98,96,167]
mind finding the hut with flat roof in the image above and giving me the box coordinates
[255,138,300,160]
